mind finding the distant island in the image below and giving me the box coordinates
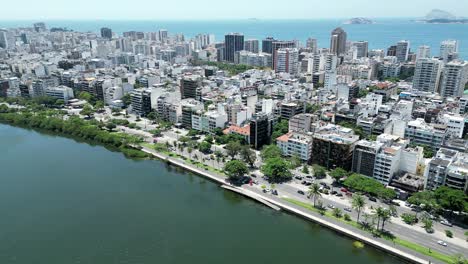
[343,17,374,25]
[417,9,468,24]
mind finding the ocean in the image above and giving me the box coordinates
[1,19,467,59]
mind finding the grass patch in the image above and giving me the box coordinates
[393,238,455,264]
[282,198,455,263]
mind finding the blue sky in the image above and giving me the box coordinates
[2,0,467,20]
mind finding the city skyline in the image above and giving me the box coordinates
[0,0,467,20]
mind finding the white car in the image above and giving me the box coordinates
[437,240,447,247]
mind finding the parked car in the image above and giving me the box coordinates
[295,176,303,180]
[306,176,313,179]
[344,207,352,212]
[327,204,335,209]
[304,181,312,186]
[331,191,338,195]
[297,190,305,195]
[369,197,377,202]
[336,193,343,197]
[272,190,278,196]
[320,182,327,187]
[437,240,447,247]
[340,188,348,193]
[440,220,453,227]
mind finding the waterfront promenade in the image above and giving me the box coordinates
[139,145,438,264]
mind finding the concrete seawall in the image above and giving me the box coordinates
[221,185,281,211]
[141,147,431,264]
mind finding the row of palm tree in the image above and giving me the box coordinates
[307,187,392,233]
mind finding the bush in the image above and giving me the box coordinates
[445,230,453,238]
[401,213,418,225]
[344,214,352,221]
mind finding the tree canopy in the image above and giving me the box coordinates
[261,157,292,182]
[224,160,248,181]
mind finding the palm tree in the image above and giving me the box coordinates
[352,194,366,223]
[308,183,321,208]
[187,147,193,160]
[381,209,391,231]
[375,207,385,230]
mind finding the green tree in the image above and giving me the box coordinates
[198,141,212,154]
[80,104,94,118]
[306,103,320,114]
[78,91,96,104]
[308,183,321,207]
[261,157,292,182]
[105,122,117,132]
[434,186,466,215]
[329,167,347,183]
[289,154,302,169]
[301,164,309,174]
[260,145,282,160]
[122,94,131,107]
[225,141,242,159]
[333,207,343,218]
[240,145,256,168]
[313,165,327,179]
[224,160,248,182]
[422,218,434,233]
[271,119,289,139]
[352,194,366,223]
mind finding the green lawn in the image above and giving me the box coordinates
[282,198,455,264]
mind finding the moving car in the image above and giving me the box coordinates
[440,220,453,227]
[297,190,305,195]
[437,240,447,247]
[344,207,352,212]
[327,204,335,209]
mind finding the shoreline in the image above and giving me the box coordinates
[138,147,431,264]
[0,122,446,264]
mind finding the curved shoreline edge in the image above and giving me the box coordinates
[138,147,431,264]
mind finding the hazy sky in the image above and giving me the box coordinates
[2,0,467,20]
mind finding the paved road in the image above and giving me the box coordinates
[247,176,468,258]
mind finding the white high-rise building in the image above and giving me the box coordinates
[352,41,369,58]
[440,40,458,63]
[396,40,410,62]
[274,48,299,75]
[412,58,443,93]
[244,39,259,53]
[440,60,468,98]
[306,38,318,53]
[416,45,431,59]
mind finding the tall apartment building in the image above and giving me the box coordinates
[271,41,296,69]
[274,48,299,75]
[311,125,359,170]
[306,38,318,53]
[404,118,446,150]
[439,60,468,98]
[180,75,202,100]
[279,101,305,120]
[440,40,458,63]
[416,45,431,59]
[276,132,313,161]
[412,58,443,93]
[395,40,410,63]
[224,33,244,62]
[250,113,274,150]
[130,89,152,116]
[244,39,259,53]
[330,27,347,56]
[262,37,276,54]
[45,86,74,103]
[100,27,113,39]
[352,41,369,58]
[288,113,317,133]
[352,140,383,178]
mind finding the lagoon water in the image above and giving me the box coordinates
[0,124,405,264]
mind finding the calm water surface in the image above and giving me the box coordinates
[0,124,404,264]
